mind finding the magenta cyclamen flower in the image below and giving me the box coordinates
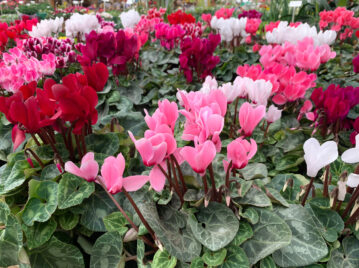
[155,23,185,50]
[179,34,221,82]
[353,54,359,73]
[238,102,266,137]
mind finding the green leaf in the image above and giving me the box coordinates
[240,207,259,224]
[239,163,268,180]
[0,160,32,195]
[218,246,249,268]
[90,231,123,268]
[152,249,177,268]
[58,173,95,209]
[267,174,305,201]
[58,211,79,231]
[190,257,204,268]
[328,236,359,268]
[265,187,290,207]
[275,154,304,171]
[309,203,344,242]
[85,133,120,155]
[236,187,272,207]
[103,211,129,235]
[187,202,239,251]
[80,186,117,232]
[22,218,57,249]
[126,190,201,262]
[202,248,227,266]
[40,164,61,181]
[29,236,84,267]
[242,209,291,265]
[230,221,253,246]
[275,132,305,153]
[0,202,23,267]
[260,256,278,268]
[137,239,145,266]
[272,205,328,267]
[34,143,69,161]
[21,180,58,226]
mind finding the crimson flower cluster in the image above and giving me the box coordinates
[168,10,196,25]
[21,37,77,68]
[0,63,109,150]
[179,34,221,83]
[77,30,139,76]
[311,84,359,125]
[238,9,262,19]
[0,17,38,51]
[353,54,359,73]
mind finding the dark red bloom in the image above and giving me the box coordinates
[353,54,359,73]
[179,34,221,82]
[83,62,109,92]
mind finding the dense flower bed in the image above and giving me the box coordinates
[0,4,359,268]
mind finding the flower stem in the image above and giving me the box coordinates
[24,148,45,169]
[225,161,233,189]
[169,158,184,203]
[96,177,156,248]
[342,186,359,218]
[301,177,315,206]
[345,204,359,226]
[30,133,41,146]
[171,155,187,193]
[122,188,156,241]
[208,163,217,201]
[323,165,330,197]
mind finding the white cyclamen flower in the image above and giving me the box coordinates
[65,13,100,40]
[303,138,338,177]
[29,17,64,38]
[341,134,359,164]
[246,79,272,107]
[200,76,218,94]
[120,9,141,29]
[266,105,282,123]
[347,173,359,188]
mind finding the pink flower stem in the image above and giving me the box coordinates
[202,175,208,195]
[301,177,315,206]
[75,135,83,159]
[158,163,176,193]
[225,161,233,189]
[24,148,44,169]
[122,188,156,241]
[165,159,173,189]
[169,158,184,203]
[96,177,157,249]
[208,163,217,201]
[171,155,187,193]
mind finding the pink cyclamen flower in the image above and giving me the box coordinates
[226,137,257,169]
[180,140,216,175]
[101,153,149,194]
[266,105,282,123]
[65,152,99,182]
[238,102,266,137]
[144,99,178,131]
[128,131,176,166]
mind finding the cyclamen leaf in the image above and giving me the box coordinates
[328,236,359,268]
[242,208,291,265]
[22,218,57,250]
[218,246,250,268]
[152,249,177,268]
[187,202,239,251]
[230,221,253,247]
[202,248,227,266]
[90,232,123,268]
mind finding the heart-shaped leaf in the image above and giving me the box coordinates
[85,133,120,155]
[328,236,359,268]
[22,218,57,249]
[152,249,177,268]
[218,246,250,268]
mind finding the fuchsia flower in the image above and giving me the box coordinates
[202,14,212,25]
[101,153,149,194]
[65,152,99,182]
[353,54,359,73]
[225,138,257,169]
[181,140,216,175]
[154,23,185,50]
[238,102,265,137]
[215,8,235,19]
[128,130,176,167]
[297,100,315,121]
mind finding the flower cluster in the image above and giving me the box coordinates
[237,63,317,105]
[238,9,262,19]
[168,10,196,25]
[155,23,185,50]
[259,37,336,71]
[319,7,359,40]
[77,30,139,76]
[179,34,221,82]
[65,13,101,40]
[0,62,108,150]
[120,9,141,29]
[215,8,235,19]
[266,21,337,46]
[0,47,56,93]
[0,17,38,51]
[20,37,76,68]
[354,54,359,73]
[311,84,359,127]
[29,17,64,38]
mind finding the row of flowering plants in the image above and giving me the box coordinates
[0,4,359,268]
